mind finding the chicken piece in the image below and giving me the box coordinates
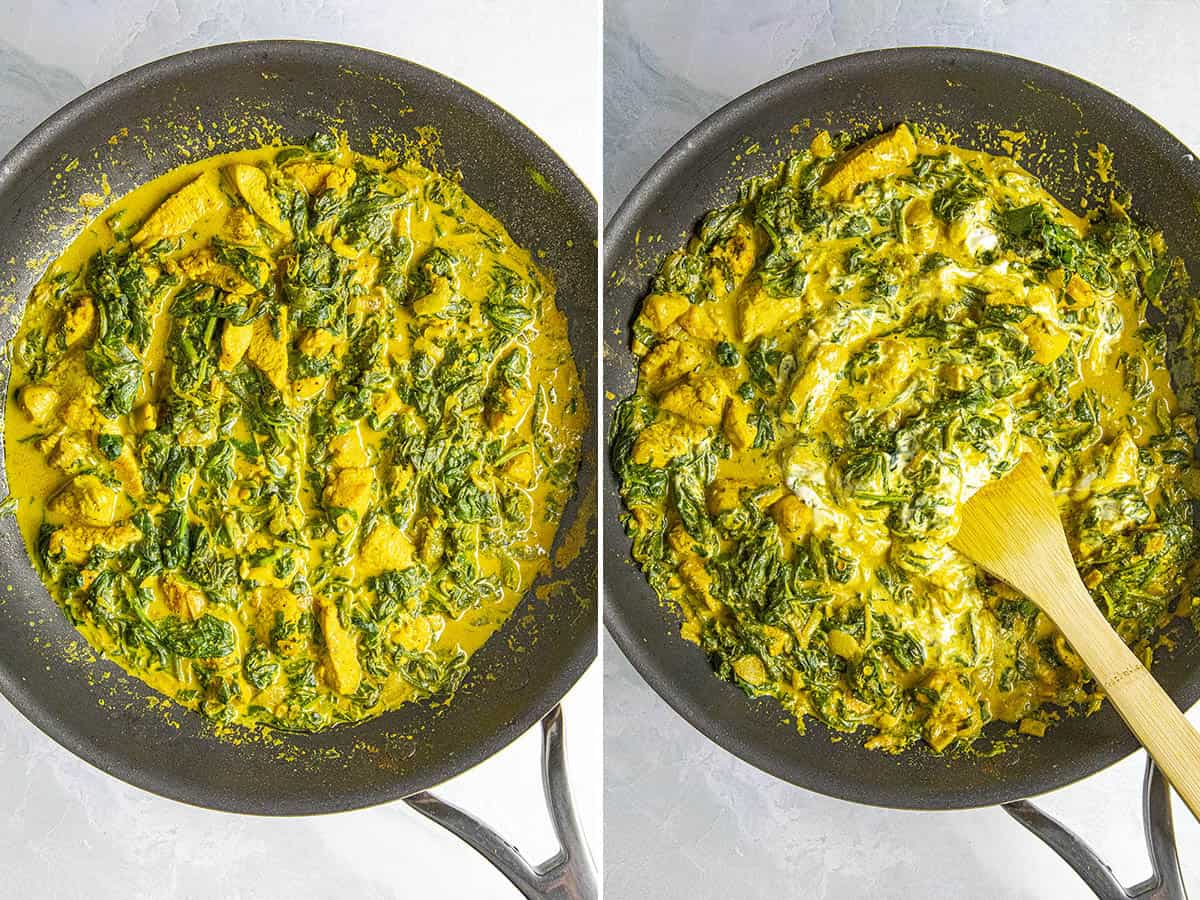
[370,390,404,421]
[677,304,722,342]
[709,222,760,289]
[180,249,257,295]
[1094,432,1141,493]
[47,475,120,526]
[111,446,144,498]
[358,520,415,576]
[227,163,291,236]
[315,596,362,695]
[502,451,535,486]
[47,433,93,472]
[707,478,747,515]
[771,494,814,541]
[328,426,368,469]
[160,575,207,620]
[416,515,444,566]
[61,398,98,433]
[657,375,729,427]
[219,320,254,371]
[324,468,373,527]
[637,292,691,334]
[1065,273,1099,308]
[62,294,96,346]
[738,284,811,344]
[48,521,140,564]
[253,587,308,657]
[820,124,917,200]
[723,395,756,450]
[18,384,58,425]
[248,313,289,391]
[1022,316,1071,365]
[133,173,226,245]
[284,162,335,194]
[638,338,705,390]
[732,655,767,686]
[867,337,915,398]
[298,328,338,358]
[392,615,433,653]
[921,671,978,753]
[222,207,259,243]
[678,556,713,596]
[781,344,849,425]
[667,523,698,557]
[324,166,356,195]
[630,419,708,468]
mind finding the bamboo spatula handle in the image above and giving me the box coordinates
[1039,570,1200,820]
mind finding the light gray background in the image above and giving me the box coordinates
[604,2,1200,898]
[0,2,599,898]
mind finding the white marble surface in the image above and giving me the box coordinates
[604,2,1200,898]
[0,2,600,898]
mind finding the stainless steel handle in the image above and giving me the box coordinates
[1003,757,1186,899]
[405,705,598,900]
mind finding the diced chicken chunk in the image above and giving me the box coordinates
[358,520,415,575]
[133,173,226,245]
[820,124,917,199]
[316,596,362,695]
[47,474,120,526]
[1022,316,1071,365]
[772,494,814,541]
[48,521,140,564]
[219,320,254,371]
[18,384,58,425]
[723,395,757,450]
[284,162,335,194]
[228,163,291,236]
[298,328,337,358]
[738,285,810,344]
[637,292,691,334]
[630,419,708,467]
[503,451,535,486]
[248,313,289,390]
[324,468,373,526]
[161,575,207,620]
[111,447,144,498]
[62,295,96,346]
[639,338,704,389]
[658,375,729,426]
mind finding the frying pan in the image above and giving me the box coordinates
[604,47,1200,812]
[0,40,597,894]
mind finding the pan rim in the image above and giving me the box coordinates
[603,44,1200,810]
[0,38,597,816]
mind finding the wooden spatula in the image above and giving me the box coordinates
[952,455,1200,819]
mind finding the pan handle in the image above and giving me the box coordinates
[1002,756,1186,900]
[404,705,598,900]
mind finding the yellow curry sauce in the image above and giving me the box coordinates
[612,125,1197,752]
[6,135,584,731]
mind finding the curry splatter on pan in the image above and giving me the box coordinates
[605,48,1200,816]
[0,40,596,894]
